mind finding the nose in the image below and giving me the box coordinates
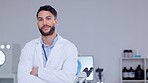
[43,19,47,25]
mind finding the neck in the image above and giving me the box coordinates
[42,32,57,46]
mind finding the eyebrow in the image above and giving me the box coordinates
[38,16,52,18]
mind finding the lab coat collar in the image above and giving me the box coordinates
[45,35,64,67]
[35,35,64,67]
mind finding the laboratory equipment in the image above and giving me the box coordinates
[0,43,21,74]
[74,55,94,83]
[96,67,103,83]
[74,67,93,83]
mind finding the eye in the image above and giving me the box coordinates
[46,17,52,20]
[37,17,43,21]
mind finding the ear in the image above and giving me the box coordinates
[54,18,58,25]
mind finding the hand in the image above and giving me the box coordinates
[30,67,38,76]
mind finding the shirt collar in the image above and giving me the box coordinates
[41,34,59,48]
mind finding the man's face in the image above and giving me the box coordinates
[37,10,58,36]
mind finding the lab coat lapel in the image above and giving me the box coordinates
[35,41,44,67]
[46,36,63,66]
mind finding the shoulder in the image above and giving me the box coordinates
[23,37,41,49]
[58,35,77,50]
[58,35,75,46]
[58,35,78,59]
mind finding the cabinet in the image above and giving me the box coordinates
[0,74,16,83]
[121,57,148,83]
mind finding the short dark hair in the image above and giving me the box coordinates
[36,5,57,18]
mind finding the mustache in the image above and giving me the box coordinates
[41,25,51,29]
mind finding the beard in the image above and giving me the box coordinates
[39,25,55,36]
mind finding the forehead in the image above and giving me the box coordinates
[38,10,54,18]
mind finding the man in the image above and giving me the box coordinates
[17,5,78,83]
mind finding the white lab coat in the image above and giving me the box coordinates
[17,35,78,83]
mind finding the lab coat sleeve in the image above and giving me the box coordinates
[38,43,78,83]
[17,44,47,83]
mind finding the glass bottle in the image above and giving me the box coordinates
[122,67,129,80]
[128,67,135,80]
[135,65,144,80]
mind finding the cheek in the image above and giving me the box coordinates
[37,22,42,27]
[47,20,54,25]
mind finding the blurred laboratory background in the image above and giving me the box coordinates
[0,0,148,83]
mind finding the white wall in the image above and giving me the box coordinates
[0,0,148,83]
